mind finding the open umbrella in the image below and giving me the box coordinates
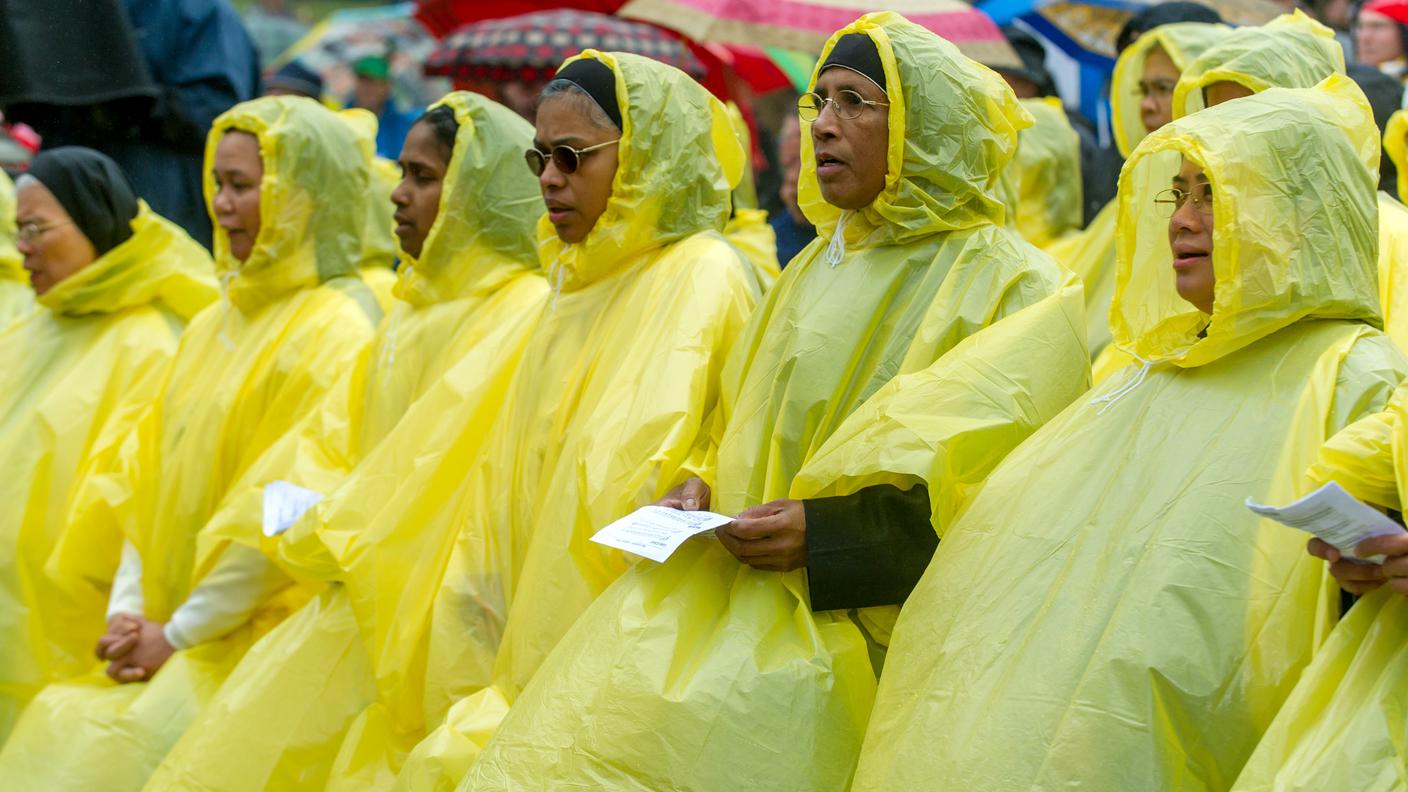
[424,8,705,82]
[274,2,441,105]
[413,0,626,38]
[618,0,1022,68]
[981,0,1283,66]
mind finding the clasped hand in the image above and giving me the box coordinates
[94,613,175,683]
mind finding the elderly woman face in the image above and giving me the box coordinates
[211,130,264,262]
[15,178,97,296]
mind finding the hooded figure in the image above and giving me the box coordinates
[0,169,33,328]
[141,91,551,791]
[146,52,759,789]
[0,151,216,741]
[1012,96,1083,247]
[1047,22,1230,360]
[722,100,782,288]
[1166,11,1408,355]
[459,14,1089,791]
[1229,382,1408,791]
[0,97,383,789]
[854,77,1405,791]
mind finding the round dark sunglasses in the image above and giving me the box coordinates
[524,139,620,176]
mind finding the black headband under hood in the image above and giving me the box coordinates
[555,58,624,130]
[820,33,888,93]
[27,147,139,256]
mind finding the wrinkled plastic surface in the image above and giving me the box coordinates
[0,96,382,788]
[855,81,1403,791]
[0,169,33,328]
[722,100,780,289]
[176,52,758,789]
[1051,22,1229,358]
[143,92,550,791]
[1228,387,1408,791]
[461,14,1089,792]
[0,205,215,741]
[1013,97,1082,247]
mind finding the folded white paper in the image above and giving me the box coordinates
[1246,481,1405,563]
[262,480,324,538]
[589,505,734,563]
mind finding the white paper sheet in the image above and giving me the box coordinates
[261,480,324,538]
[589,505,734,563]
[1246,481,1405,563]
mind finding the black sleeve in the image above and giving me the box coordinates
[803,483,936,612]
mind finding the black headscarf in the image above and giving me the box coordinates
[1115,2,1223,52]
[555,58,623,130]
[27,147,139,255]
[820,33,888,92]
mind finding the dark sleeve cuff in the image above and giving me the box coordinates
[804,483,937,612]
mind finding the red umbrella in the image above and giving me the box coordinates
[620,0,1021,68]
[413,0,626,38]
[424,9,706,83]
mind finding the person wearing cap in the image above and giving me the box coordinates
[264,59,325,101]
[349,55,418,159]
[457,12,1088,790]
[1356,0,1408,90]
[0,148,216,742]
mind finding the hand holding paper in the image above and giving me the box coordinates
[1246,481,1405,563]
[590,505,734,563]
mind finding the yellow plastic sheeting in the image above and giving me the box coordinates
[154,50,755,788]
[0,169,33,328]
[1013,97,1082,247]
[347,107,401,313]
[143,92,549,791]
[1388,109,1408,200]
[0,96,382,789]
[364,50,757,785]
[1050,22,1230,358]
[854,80,1402,791]
[1230,387,1408,791]
[0,205,215,741]
[460,14,1089,791]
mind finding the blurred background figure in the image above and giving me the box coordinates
[1351,62,1406,197]
[769,113,814,267]
[0,0,260,249]
[264,59,325,101]
[347,54,418,158]
[1356,0,1408,93]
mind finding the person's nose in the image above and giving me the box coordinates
[212,187,233,215]
[539,160,568,191]
[16,237,34,256]
[390,180,411,208]
[1169,198,1205,235]
[810,105,841,140]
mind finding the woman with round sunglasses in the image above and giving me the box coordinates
[169,51,761,787]
[459,13,1089,791]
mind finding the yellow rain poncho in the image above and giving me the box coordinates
[0,96,382,789]
[142,91,549,791]
[722,101,781,288]
[0,169,33,328]
[150,52,757,789]
[854,78,1406,792]
[1013,97,1082,247]
[0,205,216,741]
[461,14,1090,791]
[1230,384,1408,791]
[1047,22,1229,360]
[1169,11,1408,353]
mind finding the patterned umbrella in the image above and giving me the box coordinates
[424,9,706,82]
[618,0,1022,68]
[273,2,442,105]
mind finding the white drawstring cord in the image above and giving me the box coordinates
[218,271,237,351]
[823,211,851,268]
[549,255,565,311]
[1089,356,1153,415]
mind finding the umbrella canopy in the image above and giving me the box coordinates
[982,0,1282,66]
[275,2,441,105]
[413,0,626,38]
[425,9,706,82]
[618,0,1022,68]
